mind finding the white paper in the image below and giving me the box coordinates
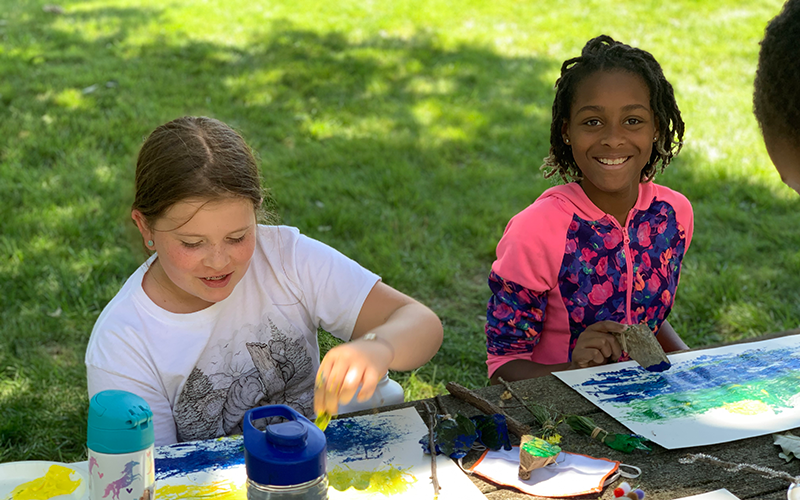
[147,406,484,499]
[325,406,485,499]
[554,335,800,449]
[673,489,741,500]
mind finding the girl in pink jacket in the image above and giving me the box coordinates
[486,36,693,383]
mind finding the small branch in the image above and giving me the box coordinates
[445,382,531,438]
[423,401,440,498]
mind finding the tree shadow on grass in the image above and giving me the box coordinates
[660,148,800,347]
[5,3,796,464]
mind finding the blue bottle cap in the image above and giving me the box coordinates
[243,405,327,486]
[87,390,154,454]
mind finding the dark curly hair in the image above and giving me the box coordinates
[542,35,685,183]
[754,0,800,144]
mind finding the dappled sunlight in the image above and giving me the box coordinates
[52,89,92,110]
[1,0,797,463]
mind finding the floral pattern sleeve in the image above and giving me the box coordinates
[485,271,547,356]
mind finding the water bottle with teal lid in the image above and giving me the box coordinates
[243,404,328,500]
[87,390,155,500]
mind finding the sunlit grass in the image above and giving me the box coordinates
[1,0,795,463]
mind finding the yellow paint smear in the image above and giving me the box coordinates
[10,464,80,500]
[156,480,246,500]
[723,399,771,415]
[329,464,416,495]
[315,411,333,431]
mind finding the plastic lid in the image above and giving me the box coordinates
[87,390,154,454]
[243,405,327,486]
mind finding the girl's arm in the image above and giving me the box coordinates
[656,319,689,352]
[314,281,443,415]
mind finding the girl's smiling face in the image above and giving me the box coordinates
[562,70,657,222]
[134,197,257,313]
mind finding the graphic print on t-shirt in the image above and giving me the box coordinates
[173,318,315,442]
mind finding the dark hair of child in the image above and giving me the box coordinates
[132,116,271,231]
[542,35,685,183]
[754,0,800,144]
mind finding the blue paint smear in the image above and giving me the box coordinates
[324,414,407,463]
[155,435,245,479]
[578,346,800,405]
[645,360,671,372]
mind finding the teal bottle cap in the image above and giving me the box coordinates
[87,390,154,454]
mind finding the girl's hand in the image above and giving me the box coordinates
[570,321,626,369]
[314,335,394,416]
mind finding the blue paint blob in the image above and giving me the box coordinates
[155,436,245,480]
[325,414,406,463]
[645,361,671,372]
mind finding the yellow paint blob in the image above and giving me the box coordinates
[10,464,81,500]
[328,464,416,495]
[723,399,771,415]
[545,434,563,445]
[156,480,246,500]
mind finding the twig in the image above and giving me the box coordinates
[423,401,440,498]
[445,382,531,438]
[498,377,561,439]
[679,453,800,484]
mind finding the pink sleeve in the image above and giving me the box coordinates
[491,196,574,292]
[652,184,694,251]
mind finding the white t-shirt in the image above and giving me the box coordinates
[86,225,380,446]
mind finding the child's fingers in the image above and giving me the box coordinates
[355,368,381,403]
[336,367,364,406]
[313,370,329,415]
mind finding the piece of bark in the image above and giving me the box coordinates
[614,323,671,372]
[445,382,531,438]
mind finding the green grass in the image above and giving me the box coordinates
[1,0,795,463]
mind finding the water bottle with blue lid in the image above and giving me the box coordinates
[243,404,328,500]
[87,389,155,500]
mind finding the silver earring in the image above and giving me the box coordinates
[147,240,154,247]
[654,137,658,142]
[564,138,570,144]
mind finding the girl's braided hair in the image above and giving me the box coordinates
[541,35,685,183]
[754,0,800,144]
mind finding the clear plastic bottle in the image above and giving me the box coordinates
[337,373,405,414]
[243,405,328,500]
[87,390,155,500]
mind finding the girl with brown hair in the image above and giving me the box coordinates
[85,116,443,445]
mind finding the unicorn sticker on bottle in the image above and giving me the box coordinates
[88,390,156,500]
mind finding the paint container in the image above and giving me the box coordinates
[87,390,155,500]
[337,374,404,414]
[244,404,328,500]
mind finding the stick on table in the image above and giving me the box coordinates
[445,382,531,438]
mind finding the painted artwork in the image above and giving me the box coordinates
[554,335,800,449]
[151,406,485,499]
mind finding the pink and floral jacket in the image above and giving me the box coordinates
[485,182,693,377]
